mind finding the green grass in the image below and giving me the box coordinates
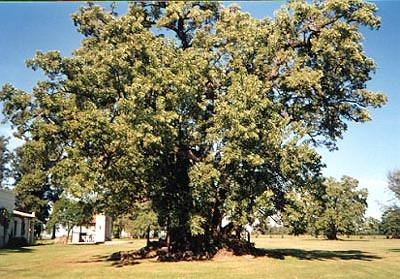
[1,236,399,279]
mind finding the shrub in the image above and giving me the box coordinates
[7,236,28,247]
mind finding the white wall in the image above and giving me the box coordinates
[0,190,36,247]
[71,225,96,243]
[95,215,106,243]
[44,214,112,244]
[94,215,112,243]
[0,189,15,247]
[0,216,34,247]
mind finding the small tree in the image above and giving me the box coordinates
[381,207,400,238]
[381,170,400,238]
[0,207,11,245]
[282,190,318,236]
[47,198,93,243]
[11,145,62,239]
[121,201,159,246]
[360,217,381,235]
[311,176,367,240]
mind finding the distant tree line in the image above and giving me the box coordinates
[262,171,400,239]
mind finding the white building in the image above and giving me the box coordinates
[0,189,36,248]
[43,214,112,244]
[71,214,112,244]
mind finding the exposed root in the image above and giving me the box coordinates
[110,239,261,263]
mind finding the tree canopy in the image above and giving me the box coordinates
[281,175,368,239]
[10,144,62,236]
[388,170,400,201]
[0,136,9,187]
[381,206,400,238]
[0,207,12,246]
[311,176,367,239]
[0,0,385,256]
[381,170,400,238]
[47,197,93,243]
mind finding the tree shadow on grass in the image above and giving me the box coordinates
[0,242,52,256]
[0,247,33,256]
[302,238,370,242]
[388,248,400,253]
[73,254,141,268]
[82,248,381,268]
[256,248,381,261]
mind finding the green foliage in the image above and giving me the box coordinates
[0,207,11,226]
[282,176,368,239]
[0,136,9,187]
[114,201,160,240]
[359,216,381,235]
[380,207,400,238]
[129,202,159,239]
[381,169,400,238]
[282,191,311,236]
[190,215,206,236]
[0,1,385,250]
[312,176,368,239]
[388,170,400,201]
[47,197,93,242]
[0,207,12,245]
[254,223,290,236]
[11,145,62,229]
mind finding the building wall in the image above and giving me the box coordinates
[71,225,96,243]
[95,215,106,243]
[0,219,12,247]
[68,215,112,244]
[12,217,34,243]
[0,189,15,247]
[105,215,112,241]
[0,215,34,247]
[0,190,35,247]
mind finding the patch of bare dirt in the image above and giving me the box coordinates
[212,248,235,260]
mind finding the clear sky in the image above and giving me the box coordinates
[0,1,399,219]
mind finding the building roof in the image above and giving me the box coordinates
[13,210,35,218]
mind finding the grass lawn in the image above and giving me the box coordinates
[1,236,399,279]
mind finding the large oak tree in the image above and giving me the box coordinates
[0,1,386,255]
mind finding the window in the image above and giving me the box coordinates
[21,219,25,236]
[14,220,18,236]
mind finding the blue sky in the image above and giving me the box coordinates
[0,1,399,218]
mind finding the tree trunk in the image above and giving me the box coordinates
[51,224,56,239]
[66,230,70,244]
[326,224,338,240]
[166,229,171,252]
[66,225,73,244]
[146,225,150,246]
[3,226,7,246]
[70,227,74,243]
[210,185,228,244]
[168,145,192,252]
[236,226,242,240]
